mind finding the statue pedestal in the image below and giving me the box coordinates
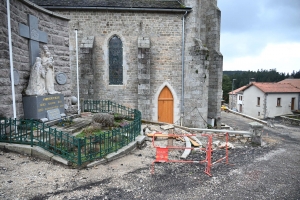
[23,94,65,121]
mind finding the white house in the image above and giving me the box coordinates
[278,79,300,109]
[241,82,300,119]
[228,85,247,112]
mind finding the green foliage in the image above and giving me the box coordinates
[291,70,300,78]
[75,132,86,139]
[180,4,186,8]
[222,75,232,103]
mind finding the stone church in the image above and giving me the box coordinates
[2,0,223,128]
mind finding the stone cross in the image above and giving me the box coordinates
[19,14,48,66]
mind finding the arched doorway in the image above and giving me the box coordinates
[158,86,173,123]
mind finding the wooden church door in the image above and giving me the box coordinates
[158,86,173,123]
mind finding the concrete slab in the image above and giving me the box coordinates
[87,140,137,168]
[4,143,32,155]
[0,142,10,149]
[52,155,71,166]
[32,146,54,161]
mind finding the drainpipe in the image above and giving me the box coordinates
[263,94,267,118]
[298,94,300,110]
[75,29,80,115]
[181,11,188,126]
[7,0,16,119]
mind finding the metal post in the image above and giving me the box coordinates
[7,0,17,119]
[231,79,236,109]
[75,29,80,115]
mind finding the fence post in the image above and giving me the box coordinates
[9,118,12,142]
[81,98,84,113]
[77,138,82,166]
[30,120,33,147]
[108,100,111,112]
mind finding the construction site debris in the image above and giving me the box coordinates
[160,124,175,130]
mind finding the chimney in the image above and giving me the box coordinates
[249,78,255,83]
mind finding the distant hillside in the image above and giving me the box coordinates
[223,71,246,76]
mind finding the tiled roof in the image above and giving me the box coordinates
[228,85,247,95]
[278,79,300,89]
[242,82,300,93]
[28,0,187,9]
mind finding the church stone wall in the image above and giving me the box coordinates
[0,0,70,118]
[182,0,222,128]
[51,1,222,128]
[56,10,183,115]
[205,3,223,128]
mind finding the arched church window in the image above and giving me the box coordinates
[109,35,123,85]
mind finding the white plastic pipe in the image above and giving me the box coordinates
[7,0,16,119]
[75,29,80,115]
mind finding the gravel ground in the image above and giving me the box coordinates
[0,112,300,200]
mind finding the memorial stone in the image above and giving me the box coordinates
[47,108,62,121]
[23,45,65,121]
[23,94,65,120]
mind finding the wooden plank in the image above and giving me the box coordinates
[146,133,174,138]
[190,136,202,147]
[188,136,200,147]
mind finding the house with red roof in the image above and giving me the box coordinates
[240,81,300,119]
[278,79,300,89]
[228,85,247,112]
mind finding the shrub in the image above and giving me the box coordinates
[92,113,114,127]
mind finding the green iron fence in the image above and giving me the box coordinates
[0,100,141,166]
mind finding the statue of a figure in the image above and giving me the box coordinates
[41,46,60,94]
[25,57,46,96]
[25,45,60,96]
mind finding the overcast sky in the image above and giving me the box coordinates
[218,0,300,74]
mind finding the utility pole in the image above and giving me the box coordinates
[231,79,236,110]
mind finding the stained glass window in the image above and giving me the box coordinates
[109,35,123,85]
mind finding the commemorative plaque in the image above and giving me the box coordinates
[23,94,65,120]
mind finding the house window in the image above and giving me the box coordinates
[239,96,243,100]
[109,35,123,85]
[258,112,260,116]
[257,97,260,106]
[277,98,281,106]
